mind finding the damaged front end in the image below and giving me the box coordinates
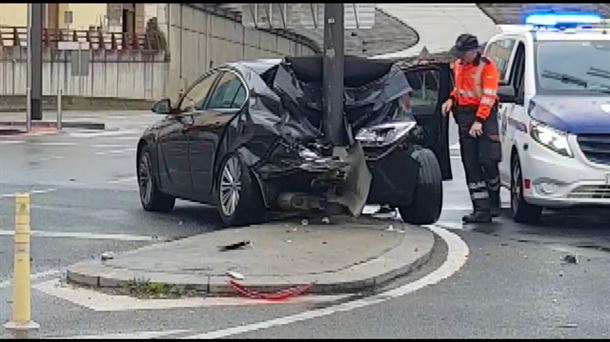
[223,56,413,217]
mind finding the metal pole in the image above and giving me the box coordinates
[56,88,62,130]
[30,3,43,121]
[322,3,345,146]
[26,87,31,133]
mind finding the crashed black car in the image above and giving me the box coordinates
[136,56,452,226]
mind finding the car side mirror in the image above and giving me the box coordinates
[151,98,172,115]
[497,85,516,103]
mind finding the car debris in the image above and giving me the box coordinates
[226,271,245,280]
[219,240,252,252]
[101,252,114,261]
[562,254,578,264]
[321,217,331,224]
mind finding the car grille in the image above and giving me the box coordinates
[577,134,610,166]
[568,185,610,199]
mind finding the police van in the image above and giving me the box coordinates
[483,13,610,223]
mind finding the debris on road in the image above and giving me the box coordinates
[285,239,292,244]
[226,271,245,280]
[219,240,252,252]
[321,217,331,224]
[178,220,184,226]
[101,252,114,261]
[301,219,309,226]
[563,254,578,264]
[386,224,395,232]
[556,323,578,329]
[228,280,312,301]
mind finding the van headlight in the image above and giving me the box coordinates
[529,120,573,157]
[355,121,416,147]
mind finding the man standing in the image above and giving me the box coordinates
[442,34,501,223]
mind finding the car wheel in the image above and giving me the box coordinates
[510,155,542,223]
[216,153,265,227]
[398,148,443,225]
[138,146,175,212]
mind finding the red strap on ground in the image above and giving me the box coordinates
[228,280,313,301]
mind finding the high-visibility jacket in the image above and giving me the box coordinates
[449,56,500,122]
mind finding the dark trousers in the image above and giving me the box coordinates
[455,106,501,212]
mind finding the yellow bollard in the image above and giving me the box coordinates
[4,193,39,338]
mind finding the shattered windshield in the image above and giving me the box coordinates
[536,40,610,95]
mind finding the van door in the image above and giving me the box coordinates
[403,63,453,180]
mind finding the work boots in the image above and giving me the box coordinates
[489,190,501,218]
[462,210,492,223]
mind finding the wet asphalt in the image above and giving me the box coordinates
[0,111,609,338]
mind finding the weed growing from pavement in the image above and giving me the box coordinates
[124,278,192,299]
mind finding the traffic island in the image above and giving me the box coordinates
[66,216,437,298]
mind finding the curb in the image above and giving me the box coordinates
[65,224,438,297]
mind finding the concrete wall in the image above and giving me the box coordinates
[161,3,315,101]
[0,47,167,100]
[0,4,316,102]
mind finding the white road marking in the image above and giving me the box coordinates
[0,188,57,199]
[95,148,136,156]
[0,230,167,242]
[33,279,350,311]
[181,226,469,339]
[108,176,137,184]
[0,269,64,289]
[37,156,66,162]
[32,142,77,147]
[0,140,25,144]
[111,136,140,141]
[92,144,130,148]
[68,130,137,138]
[450,143,461,150]
[46,330,190,339]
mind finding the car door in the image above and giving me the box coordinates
[403,63,453,180]
[187,70,248,202]
[158,72,220,196]
[487,38,523,185]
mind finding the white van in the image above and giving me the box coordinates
[484,14,610,223]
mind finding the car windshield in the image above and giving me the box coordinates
[536,40,610,95]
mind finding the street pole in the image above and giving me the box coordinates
[28,3,43,121]
[322,3,345,147]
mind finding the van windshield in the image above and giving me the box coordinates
[536,40,610,95]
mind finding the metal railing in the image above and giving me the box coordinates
[0,26,164,51]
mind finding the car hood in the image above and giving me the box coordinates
[529,95,610,135]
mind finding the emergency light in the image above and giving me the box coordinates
[525,13,602,28]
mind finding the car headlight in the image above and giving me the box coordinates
[355,121,416,147]
[529,120,573,157]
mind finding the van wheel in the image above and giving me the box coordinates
[138,146,175,212]
[399,148,443,225]
[511,155,542,224]
[216,154,265,227]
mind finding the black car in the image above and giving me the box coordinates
[136,56,452,226]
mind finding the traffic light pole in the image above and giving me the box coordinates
[27,3,43,121]
[322,3,345,147]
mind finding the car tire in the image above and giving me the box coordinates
[398,148,443,225]
[216,153,265,227]
[510,155,542,224]
[138,146,176,212]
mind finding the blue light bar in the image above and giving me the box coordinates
[525,13,602,27]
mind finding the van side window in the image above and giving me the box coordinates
[485,38,516,83]
[511,43,526,101]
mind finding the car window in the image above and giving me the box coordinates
[179,73,218,112]
[485,38,516,82]
[206,72,246,110]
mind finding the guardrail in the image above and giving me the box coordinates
[0,26,164,51]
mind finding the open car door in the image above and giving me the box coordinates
[402,63,453,181]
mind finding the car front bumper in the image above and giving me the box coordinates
[521,136,610,208]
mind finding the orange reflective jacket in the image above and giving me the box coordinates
[449,56,500,122]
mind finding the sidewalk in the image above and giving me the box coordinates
[67,216,437,297]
